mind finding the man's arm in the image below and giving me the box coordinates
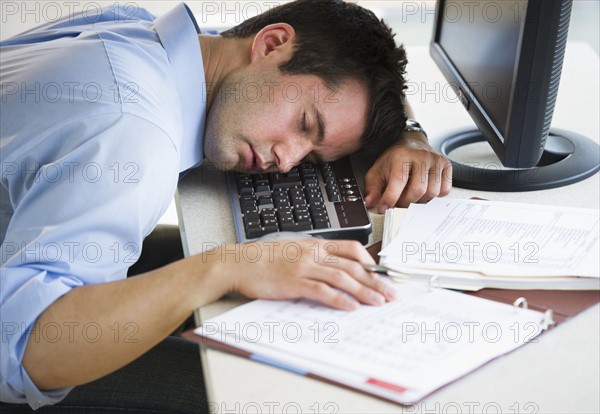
[22,238,393,390]
[22,255,226,390]
[363,101,452,212]
[1,114,391,404]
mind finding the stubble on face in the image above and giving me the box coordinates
[203,67,276,172]
[203,67,369,173]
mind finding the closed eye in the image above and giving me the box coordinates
[301,112,309,133]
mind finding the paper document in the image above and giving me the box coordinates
[380,198,600,279]
[193,283,547,405]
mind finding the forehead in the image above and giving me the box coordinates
[317,80,369,159]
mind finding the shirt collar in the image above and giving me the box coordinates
[154,3,205,172]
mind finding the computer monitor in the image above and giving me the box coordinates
[430,0,600,191]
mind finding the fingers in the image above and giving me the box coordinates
[293,260,395,311]
[376,162,411,211]
[232,239,397,311]
[417,158,452,202]
[363,167,385,209]
[319,239,376,265]
[410,161,443,205]
[378,159,432,208]
[380,156,451,209]
[295,240,396,309]
[440,159,453,196]
[320,255,396,302]
[294,279,362,311]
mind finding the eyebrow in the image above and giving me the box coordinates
[313,104,326,144]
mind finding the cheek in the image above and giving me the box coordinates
[203,98,240,164]
[247,104,291,143]
[203,103,223,150]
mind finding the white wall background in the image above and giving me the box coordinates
[2,1,598,50]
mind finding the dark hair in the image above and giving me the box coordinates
[221,0,408,153]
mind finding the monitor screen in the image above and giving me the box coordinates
[438,0,524,138]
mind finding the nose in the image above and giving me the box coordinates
[273,140,312,173]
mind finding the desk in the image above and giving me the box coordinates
[176,43,599,413]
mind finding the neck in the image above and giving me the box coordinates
[199,34,252,111]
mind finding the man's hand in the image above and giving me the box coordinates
[209,239,396,310]
[364,134,452,212]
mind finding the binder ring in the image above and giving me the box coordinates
[428,275,442,291]
[513,297,528,309]
[542,309,555,330]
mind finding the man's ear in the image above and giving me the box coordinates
[250,23,296,64]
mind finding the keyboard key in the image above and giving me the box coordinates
[244,212,263,238]
[238,182,254,195]
[295,221,313,231]
[257,195,273,206]
[244,212,261,227]
[287,167,300,177]
[242,205,258,214]
[263,225,279,234]
[327,186,342,202]
[261,210,277,227]
[271,172,302,189]
[291,197,306,207]
[278,216,295,228]
[254,173,270,181]
[255,182,270,192]
[246,227,270,239]
[310,206,328,218]
[240,195,258,213]
[294,207,311,222]
[306,188,321,196]
[281,221,312,232]
[274,197,291,209]
[261,208,276,216]
[313,218,330,229]
[229,157,371,243]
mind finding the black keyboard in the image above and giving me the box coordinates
[227,157,372,244]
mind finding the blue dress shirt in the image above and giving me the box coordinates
[0,3,206,408]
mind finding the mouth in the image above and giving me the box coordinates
[243,146,255,171]
[243,145,275,172]
[245,145,262,171]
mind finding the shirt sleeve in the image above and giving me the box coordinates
[0,113,179,409]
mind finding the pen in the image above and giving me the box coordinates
[361,263,407,281]
[362,263,442,288]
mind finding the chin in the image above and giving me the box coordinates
[202,148,233,172]
[214,157,249,173]
[213,161,240,172]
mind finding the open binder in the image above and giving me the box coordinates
[367,242,600,324]
[183,279,594,405]
[378,198,600,290]
[183,198,599,405]
[371,197,600,321]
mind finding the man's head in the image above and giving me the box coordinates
[203,0,408,173]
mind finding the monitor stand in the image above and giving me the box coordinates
[437,128,600,191]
